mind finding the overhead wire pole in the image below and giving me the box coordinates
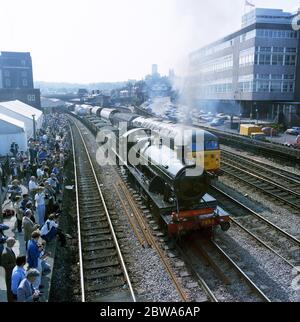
[32,114,36,140]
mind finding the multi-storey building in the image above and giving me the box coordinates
[189,8,300,125]
[0,52,41,109]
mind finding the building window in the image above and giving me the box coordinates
[256,74,270,80]
[258,53,271,65]
[27,94,35,102]
[282,81,295,93]
[286,47,297,53]
[21,60,26,66]
[22,79,28,86]
[5,79,11,87]
[239,47,255,67]
[257,29,298,39]
[270,81,282,92]
[271,75,282,80]
[257,80,270,92]
[199,55,233,74]
[273,47,284,53]
[284,74,295,80]
[260,47,271,52]
[21,71,27,77]
[3,70,10,77]
[272,54,284,65]
[285,54,296,66]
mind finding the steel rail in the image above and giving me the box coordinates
[69,123,86,302]
[212,185,300,245]
[211,240,272,302]
[221,149,300,185]
[70,117,136,302]
[221,162,300,210]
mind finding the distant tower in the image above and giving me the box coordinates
[152,64,158,76]
[169,69,175,79]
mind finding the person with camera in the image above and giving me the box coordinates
[17,269,40,302]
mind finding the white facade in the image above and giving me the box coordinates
[0,100,43,138]
[0,113,27,156]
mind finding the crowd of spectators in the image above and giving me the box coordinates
[0,113,71,302]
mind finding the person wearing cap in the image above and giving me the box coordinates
[1,237,16,302]
[11,256,26,301]
[17,268,40,302]
[22,209,39,250]
[35,187,46,226]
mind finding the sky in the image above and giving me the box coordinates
[0,0,299,83]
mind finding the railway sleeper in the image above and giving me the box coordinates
[85,269,123,280]
[86,279,125,292]
[84,259,120,270]
[84,242,115,252]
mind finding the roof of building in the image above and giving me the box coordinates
[0,112,25,134]
[0,100,43,120]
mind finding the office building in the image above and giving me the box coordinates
[188,8,300,125]
[0,52,41,109]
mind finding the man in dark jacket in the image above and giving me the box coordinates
[1,237,16,302]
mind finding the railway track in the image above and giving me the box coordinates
[211,186,300,270]
[179,236,271,302]
[69,119,136,302]
[113,174,189,302]
[69,113,291,302]
[222,149,300,189]
[220,154,300,212]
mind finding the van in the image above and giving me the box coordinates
[240,124,261,136]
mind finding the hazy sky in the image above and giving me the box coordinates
[0,0,299,83]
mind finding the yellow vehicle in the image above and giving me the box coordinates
[240,124,262,136]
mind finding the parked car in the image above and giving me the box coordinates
[201,115,214,122]
[210,118,225,127]
[285,127,300,135]
[261,127,277,136]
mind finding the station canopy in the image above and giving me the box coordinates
[0,100,43,139]
[0,113,27,156]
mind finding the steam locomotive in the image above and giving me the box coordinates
[73,105,230,236]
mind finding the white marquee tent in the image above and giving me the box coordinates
[0,113,27,156]
[0,100,43,139]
